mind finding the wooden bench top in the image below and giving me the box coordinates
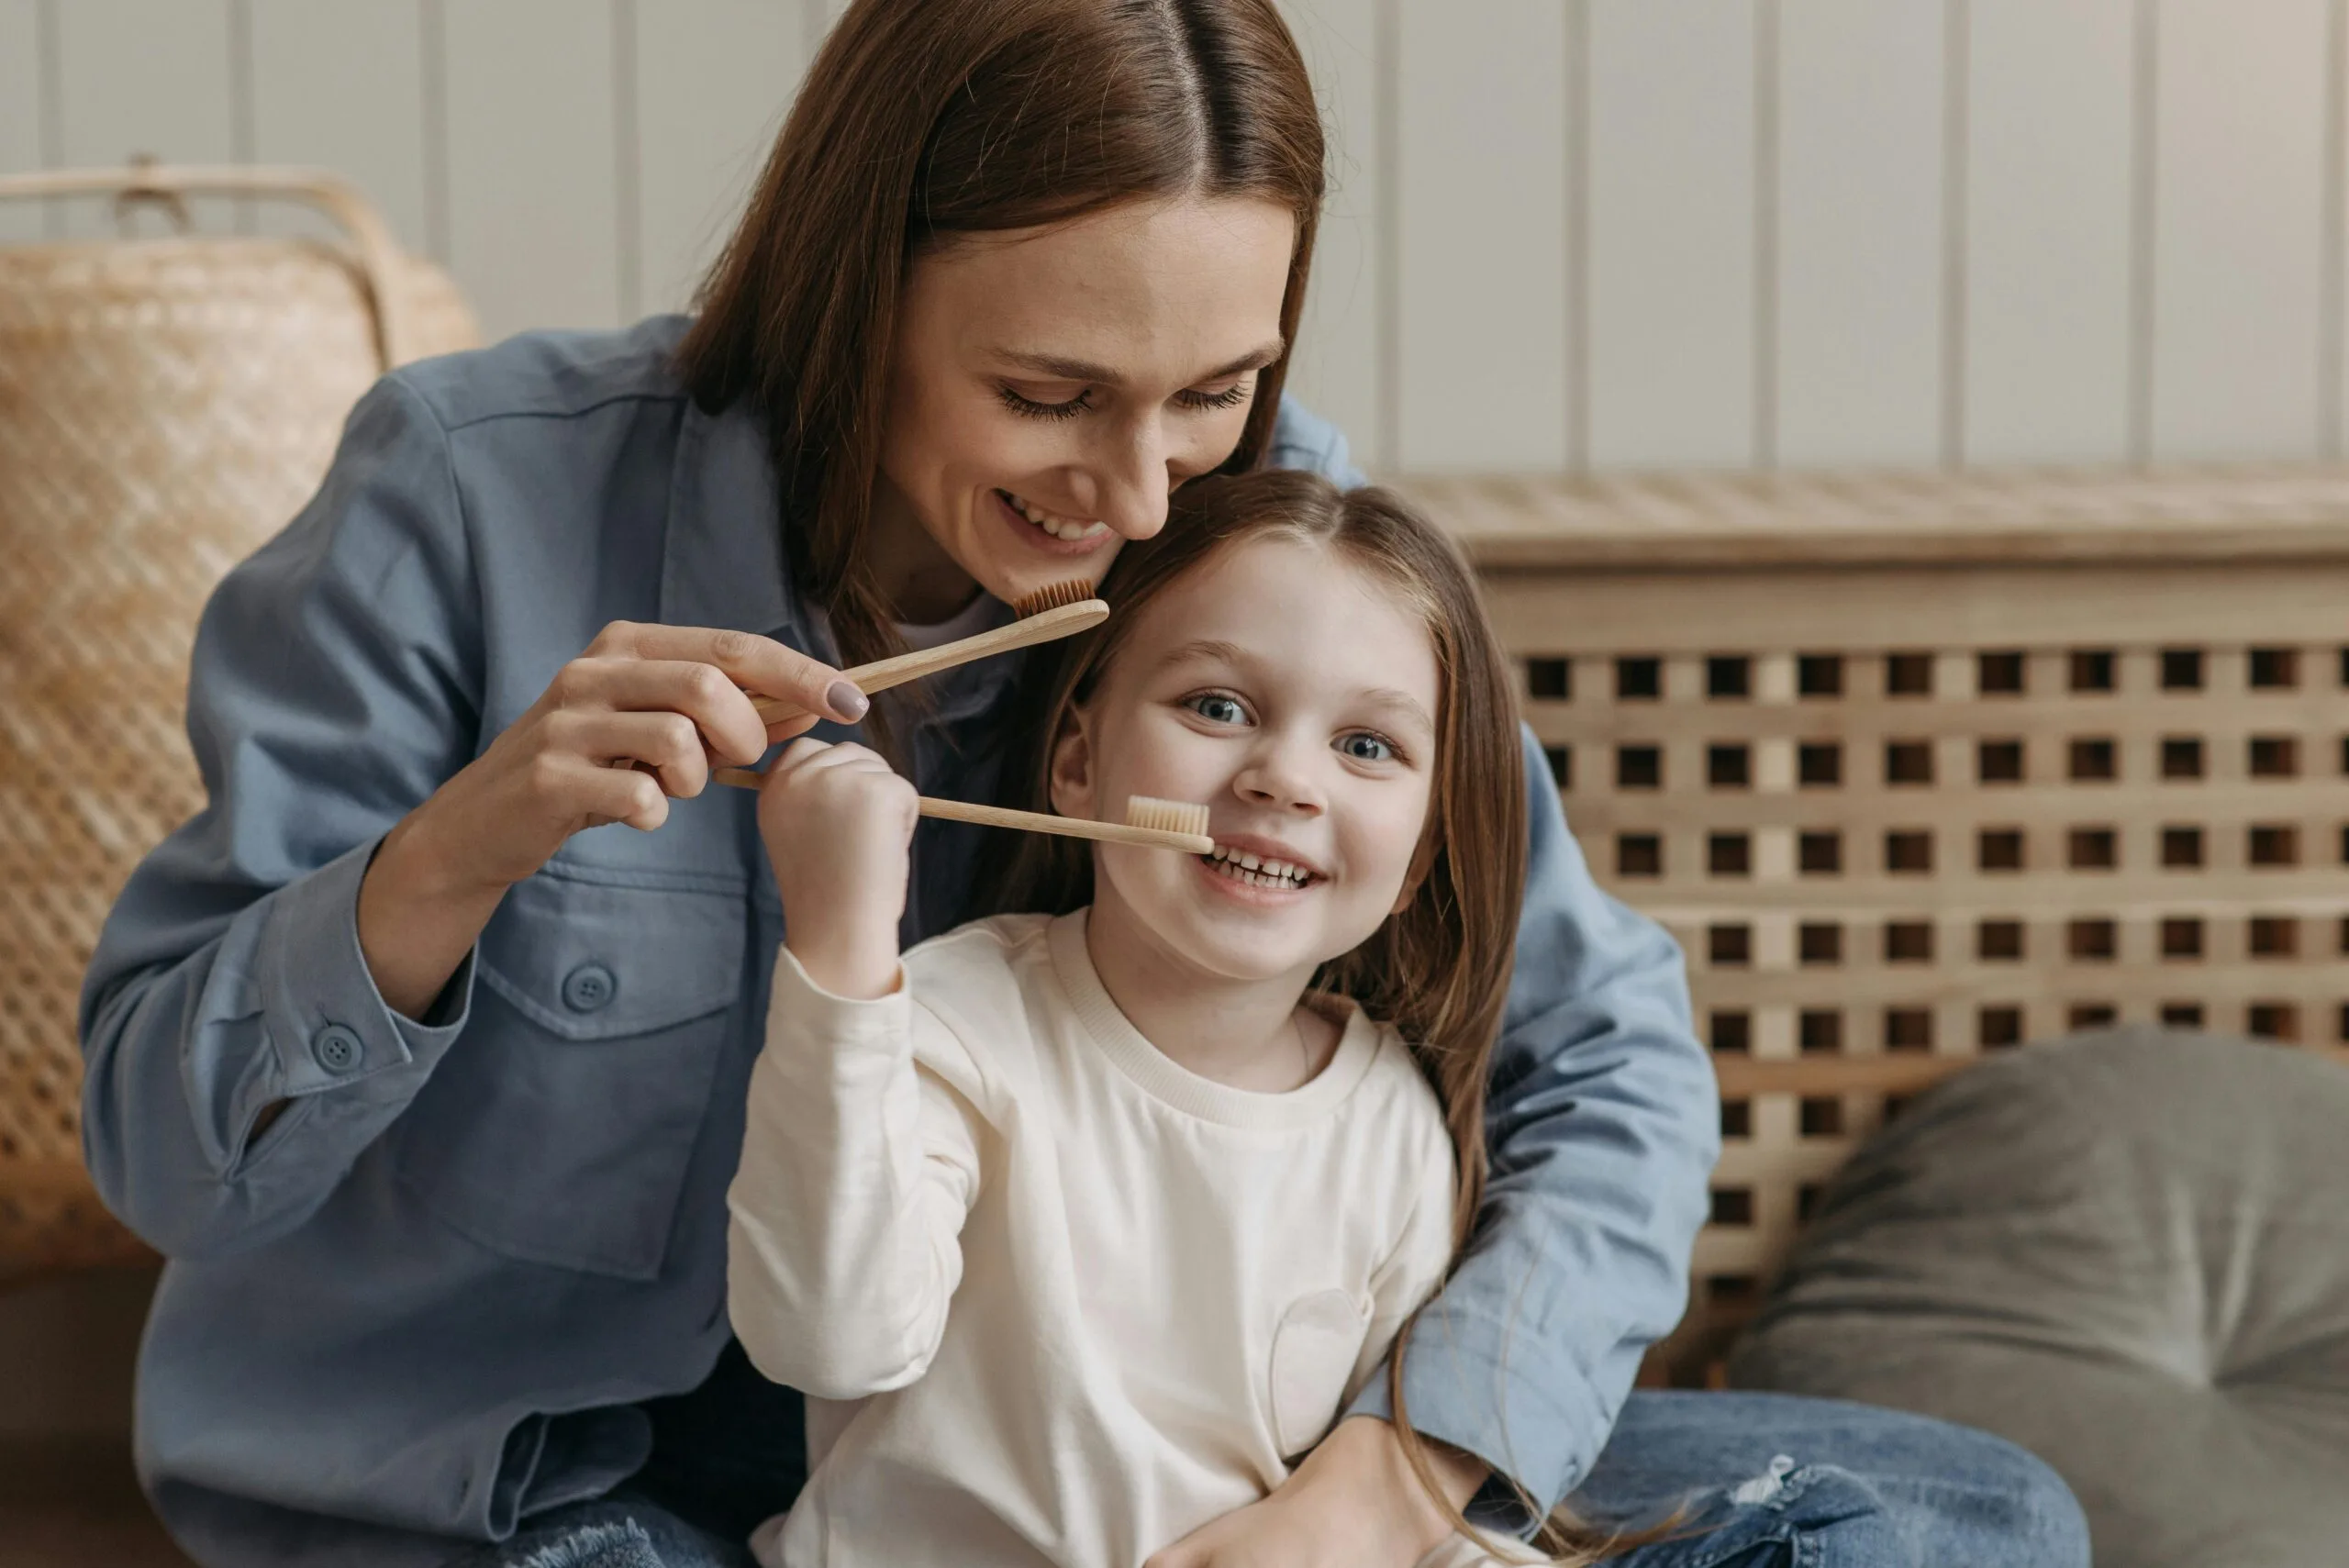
[1385,466,2349,571]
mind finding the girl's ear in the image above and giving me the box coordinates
[1047,705,1097,821]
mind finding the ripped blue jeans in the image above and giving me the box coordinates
[1575,1394,2088,1568]
[451,1391,2087,1567]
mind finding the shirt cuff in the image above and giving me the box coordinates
[1345,1298,1609,1528]
[257,837,475,1102]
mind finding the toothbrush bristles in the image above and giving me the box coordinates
[1009,577,1100,618]
[1123,796,1211,840]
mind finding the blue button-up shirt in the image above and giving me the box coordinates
[80,317,1715,1564]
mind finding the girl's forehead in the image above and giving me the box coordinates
[1116,534,1440,704]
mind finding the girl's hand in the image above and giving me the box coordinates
[360,622,861,1018]
[757,738,919,1000]
[1143,1417,1487,1568]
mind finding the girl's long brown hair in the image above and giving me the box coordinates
[676,0,1324,752]
[988,473,1631,1561]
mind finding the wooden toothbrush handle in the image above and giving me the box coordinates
[911,797,1213,853]
[707,769,1212,854]
[749,600,1106,726]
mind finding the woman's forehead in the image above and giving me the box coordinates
[914,196,1293,372]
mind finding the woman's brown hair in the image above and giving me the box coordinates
[987,471,1630,1561]
[676,0,1325,749]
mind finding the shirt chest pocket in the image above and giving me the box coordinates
[1268,1288,1373,1458]
[391,870,747,1281]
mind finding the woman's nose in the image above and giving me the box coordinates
[1075,416,1176,541]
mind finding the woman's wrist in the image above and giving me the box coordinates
[1309,1416,1489,1556]
[359,805,510,1021]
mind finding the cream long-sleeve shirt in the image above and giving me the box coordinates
[727,909,1464,1568]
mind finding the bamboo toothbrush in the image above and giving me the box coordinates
[751,578,1105,727]
[707,774,1216,856]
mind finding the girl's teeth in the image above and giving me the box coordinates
[1206,846,1309,888]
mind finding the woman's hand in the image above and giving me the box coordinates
[757,738,919,1000]
[359,621,864,1019]
[1144,1417,1488,1568]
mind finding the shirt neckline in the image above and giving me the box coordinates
[1044,909,1385,1129]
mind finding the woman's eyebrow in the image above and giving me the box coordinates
[990,339,1287,388]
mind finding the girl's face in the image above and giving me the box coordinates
[1050,536,1442,990]
[874,195,1296,618]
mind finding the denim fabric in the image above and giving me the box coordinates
[80,318,1717,1563]
[1579,1394,2090,1568]
[441,1493,747,1568]
[460,1391,2087,1568]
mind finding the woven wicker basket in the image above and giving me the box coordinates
[0,165,478,1283]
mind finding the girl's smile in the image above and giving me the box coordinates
[1050,532,1441,995]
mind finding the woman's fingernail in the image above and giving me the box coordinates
[826,680,870,721]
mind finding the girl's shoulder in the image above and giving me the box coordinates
[1333,1008,1455,1149]
[901,910,1057,992]
[896,913,1063,1081]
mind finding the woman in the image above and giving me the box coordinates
[79,3,2087,1565]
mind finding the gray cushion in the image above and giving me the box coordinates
[1728,1027,2349,1568]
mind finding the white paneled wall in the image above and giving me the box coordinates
[3,0,2346,473]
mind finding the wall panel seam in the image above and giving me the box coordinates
[2320,0,2347,458]
[1565,0,1590,474]
[612,0,641,323]
[2127,0,2158,468]
[1374,0,1400,468]
[420,0,450,263]
[34,0,61,237]
[228,0,254,235]
[1753,0,1781,472]
[1940,0,1970,470]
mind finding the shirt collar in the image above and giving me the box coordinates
[660,398,801,645]
[658,395,1025,733]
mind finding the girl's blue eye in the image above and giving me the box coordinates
[1188,694,1248,725]
[1338,732,1396,762]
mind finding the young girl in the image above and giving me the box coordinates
[727,469,1556,1568]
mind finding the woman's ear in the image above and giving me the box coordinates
[1047,706,1097,821]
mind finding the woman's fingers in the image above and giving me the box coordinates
[553,657,774,765]
[546,709,714,800]
[528,749,672,832]
[594,622,867,727]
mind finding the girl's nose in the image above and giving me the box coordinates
[1234,735,1327,816]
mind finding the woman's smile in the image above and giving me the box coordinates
[992,487,1115,551]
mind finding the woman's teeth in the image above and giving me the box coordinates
[1206,845,1312,890]
[1003,490,1108,542]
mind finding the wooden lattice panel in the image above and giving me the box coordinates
[1395,466,2349,1384]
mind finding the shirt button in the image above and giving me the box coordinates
[562,962,618,1013]
[311,1025,363,1074]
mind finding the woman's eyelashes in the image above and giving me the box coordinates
[998,385,1091,421]
[1174,381,1252,412]
[996,379,1253,422]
